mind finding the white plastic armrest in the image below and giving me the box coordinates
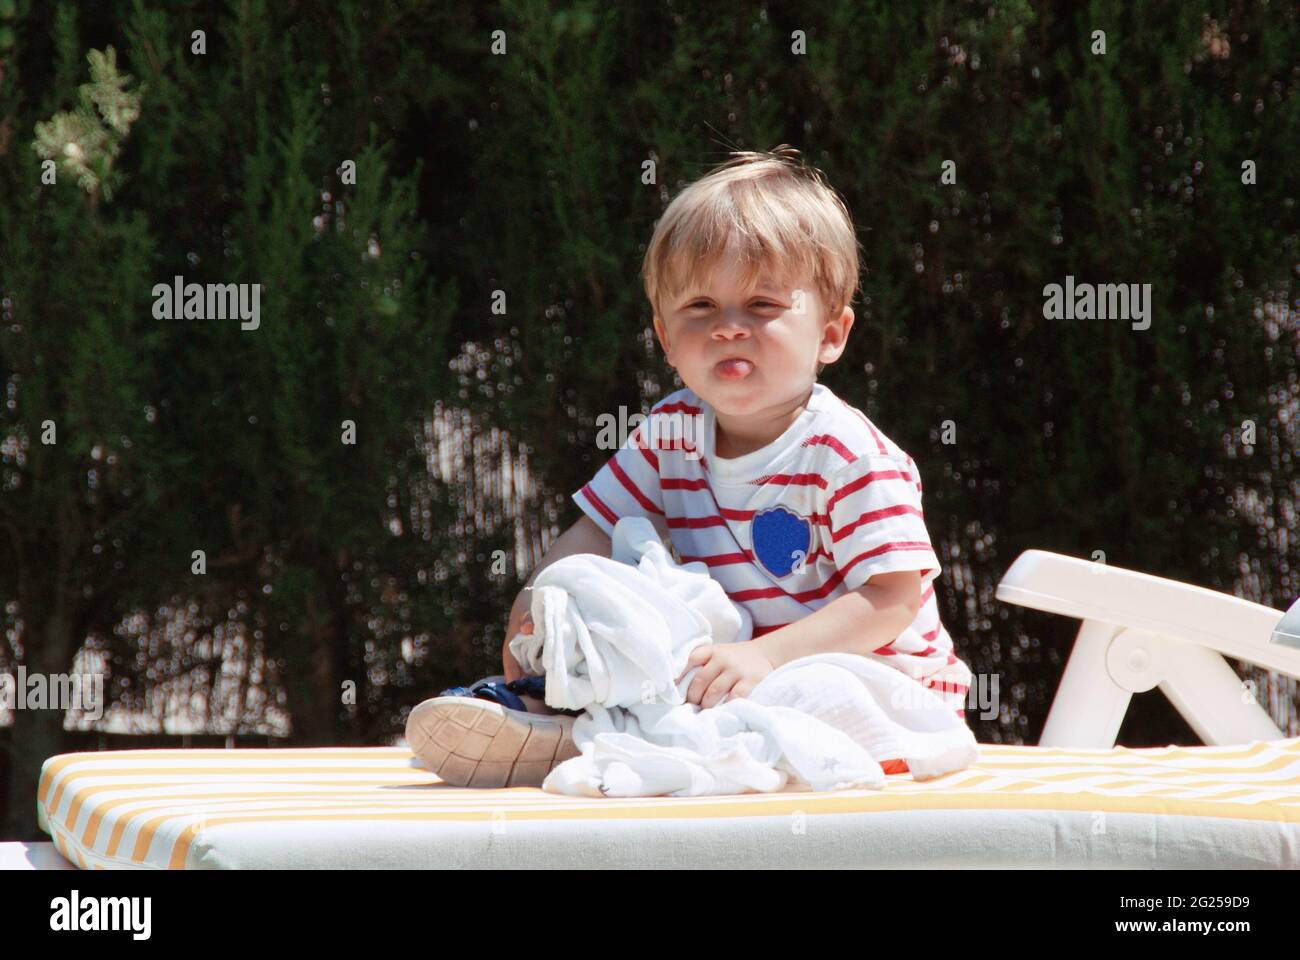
[995,549,1300,748]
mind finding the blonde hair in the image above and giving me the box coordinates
[641,145,861,335]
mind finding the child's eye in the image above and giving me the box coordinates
[683,299,780,311]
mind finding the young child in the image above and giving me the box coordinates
[406,145,973,788]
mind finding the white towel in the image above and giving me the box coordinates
[508,517,978,797]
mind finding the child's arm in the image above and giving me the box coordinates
[753,570,922,668]
[778,449,934,667]
[501,514,612,681]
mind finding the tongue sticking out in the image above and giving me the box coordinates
[715,359,754,379]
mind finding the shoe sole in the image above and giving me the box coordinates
[405,697,579,788]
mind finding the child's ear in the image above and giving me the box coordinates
[817,306,854,364]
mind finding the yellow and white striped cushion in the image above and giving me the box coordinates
[38,739,1300,869]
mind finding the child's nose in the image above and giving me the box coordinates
[712,309,751,333]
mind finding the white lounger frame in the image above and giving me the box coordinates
[996,550,1300,748]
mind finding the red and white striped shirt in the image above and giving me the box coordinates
[573,382,972,721]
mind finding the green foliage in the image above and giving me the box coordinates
[32,45,142,200]
[2,0,461,775]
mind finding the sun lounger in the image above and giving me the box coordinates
[20,550,1300,869]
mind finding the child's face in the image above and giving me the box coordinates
[652,239,852,421]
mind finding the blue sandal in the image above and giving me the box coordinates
[439,674,578,714]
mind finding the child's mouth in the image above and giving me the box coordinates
[714,358,754,380]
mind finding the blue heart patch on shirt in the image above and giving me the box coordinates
[751,506,812,579]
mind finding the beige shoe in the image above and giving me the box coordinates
[405,696,580,788]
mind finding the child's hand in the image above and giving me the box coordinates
[505,588,535,642]
[676,641,775,708]
[503,592,535,684]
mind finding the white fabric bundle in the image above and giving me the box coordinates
[508,517,978,798]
